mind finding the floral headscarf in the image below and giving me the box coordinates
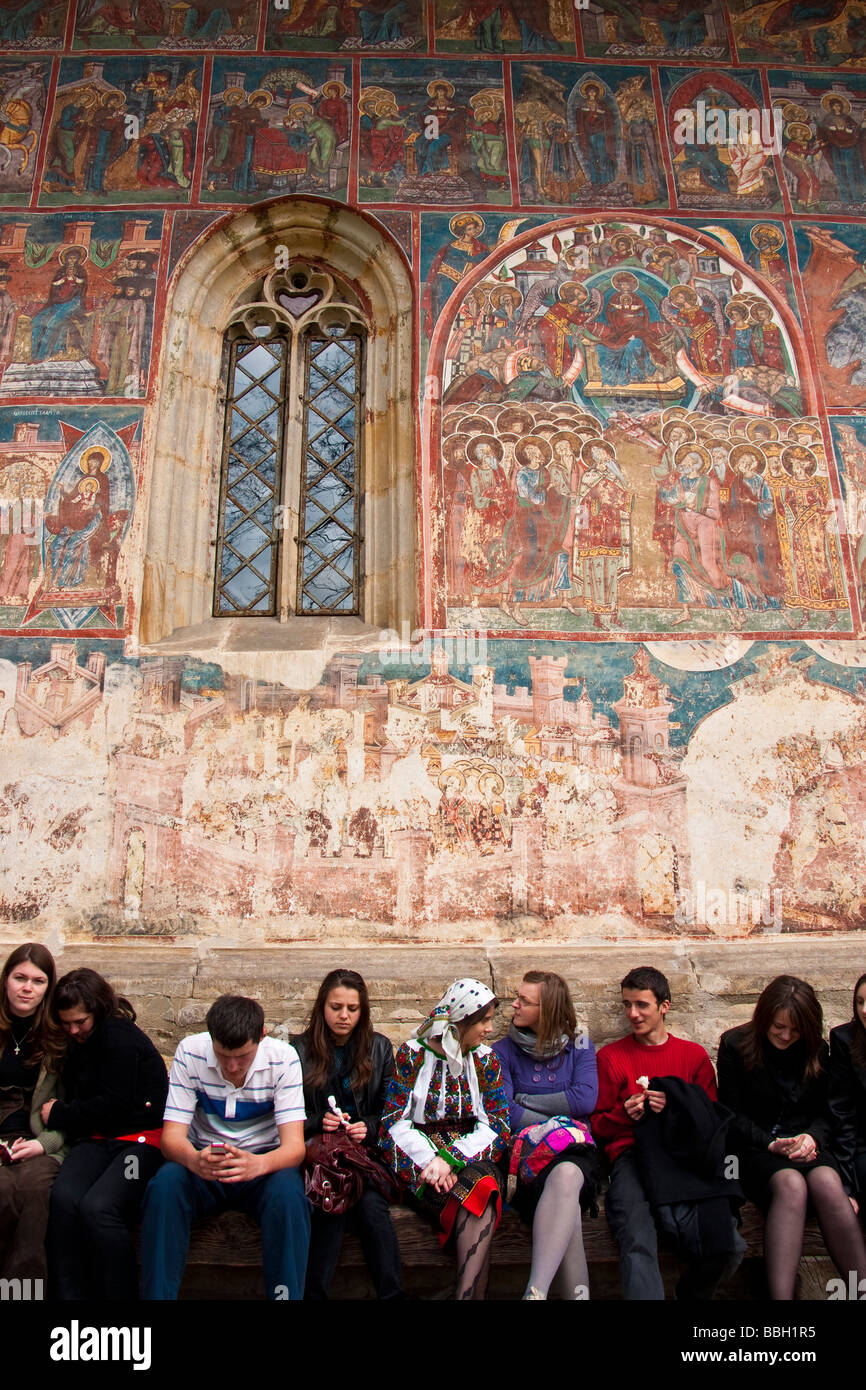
[413,978,496,1077]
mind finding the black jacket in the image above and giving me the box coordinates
[717,1025,833,1157]
[290,1031,394,1145]
[634,1075,741,1207]
[828,1021,866,1193]
[50,1015,168,1142]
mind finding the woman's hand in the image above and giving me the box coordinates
[769,1133,817,1162]
[419,1155,457,1192]
[9,1138,43,1163]
[786,1133,818,1162]
[40,1099,56,1126]
[322,1111,343,1132]
[344,1121,367,1143]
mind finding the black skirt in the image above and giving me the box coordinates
[739,1148,841,1210]
[510,1144,601,1223]
[407,1157,506,1249]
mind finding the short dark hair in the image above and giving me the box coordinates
[206,994,265,1049]
[620,966,671,1006]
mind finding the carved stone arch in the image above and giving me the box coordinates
[137,198,415,663]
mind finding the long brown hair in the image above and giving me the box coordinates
[0,943,64,1071]
[300,969,374,1091]
[850,972,866,1070]
[739,975,824,1082]
[522,970,577,1057]
[53,968,136,1027]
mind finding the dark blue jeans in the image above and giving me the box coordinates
[140,1160,310,1300]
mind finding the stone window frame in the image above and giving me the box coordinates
[137,199,415,668]
[215,264,368,620]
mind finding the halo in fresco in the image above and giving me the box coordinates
[804,640,866,668]
[645,639,755,672]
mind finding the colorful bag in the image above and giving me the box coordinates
[507,1116,594,1201]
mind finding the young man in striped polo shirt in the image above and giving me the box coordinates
[140,994,310,1299]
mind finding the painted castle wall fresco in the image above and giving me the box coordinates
[2,1,866,949]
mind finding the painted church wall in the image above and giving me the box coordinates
[0,0,865,975]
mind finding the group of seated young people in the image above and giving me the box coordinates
[2,941,865,1302]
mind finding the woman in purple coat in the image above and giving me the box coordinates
[493,970,599,1300]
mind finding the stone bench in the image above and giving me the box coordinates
[172,1198,835,1300]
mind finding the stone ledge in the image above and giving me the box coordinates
[35,937,865,1054]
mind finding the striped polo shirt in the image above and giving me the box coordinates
[164,1033,305,1151]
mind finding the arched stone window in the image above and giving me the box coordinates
[137,199,415,665]
[216,263,366,619]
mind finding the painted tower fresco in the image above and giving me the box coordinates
[1,0,866,946]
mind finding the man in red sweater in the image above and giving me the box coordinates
[592,965,743,1300]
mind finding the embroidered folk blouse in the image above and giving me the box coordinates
[379,1039,510,1191]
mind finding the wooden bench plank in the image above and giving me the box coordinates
[180,1199,830,1270]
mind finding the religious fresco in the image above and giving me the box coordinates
[577,0,729,60]
[695,219,794,306]
[202,59,351,203]
[0,0,67,50]
[660,68,784,210]
[0,63,49,206]
[793,221,866,409]
[727,0,866,66]
[0,213,161,399]
[830,415,866,613]
[420,209,553,349]
[265,0,425,53]
[40,59,202,206]
[424,216,858,638]
[0,0,865,952]
[0,635,865,936]
[73,0,258,50]
[0,407,141,636]
[511,63,668,209]
[166,209,223,277]
[433,0,574,53]
[772,72,866,212]
[358,59,511,203]
[369,209,413,262]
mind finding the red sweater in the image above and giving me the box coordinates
[591,1031,717,1165]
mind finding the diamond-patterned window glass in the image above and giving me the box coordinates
[298,325,363,616]
[214,329,288,616]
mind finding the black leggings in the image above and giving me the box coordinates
[48,1138,163,1300]
[305,1185,402,1300]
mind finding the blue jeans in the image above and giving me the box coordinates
[140,1161,310,1300]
